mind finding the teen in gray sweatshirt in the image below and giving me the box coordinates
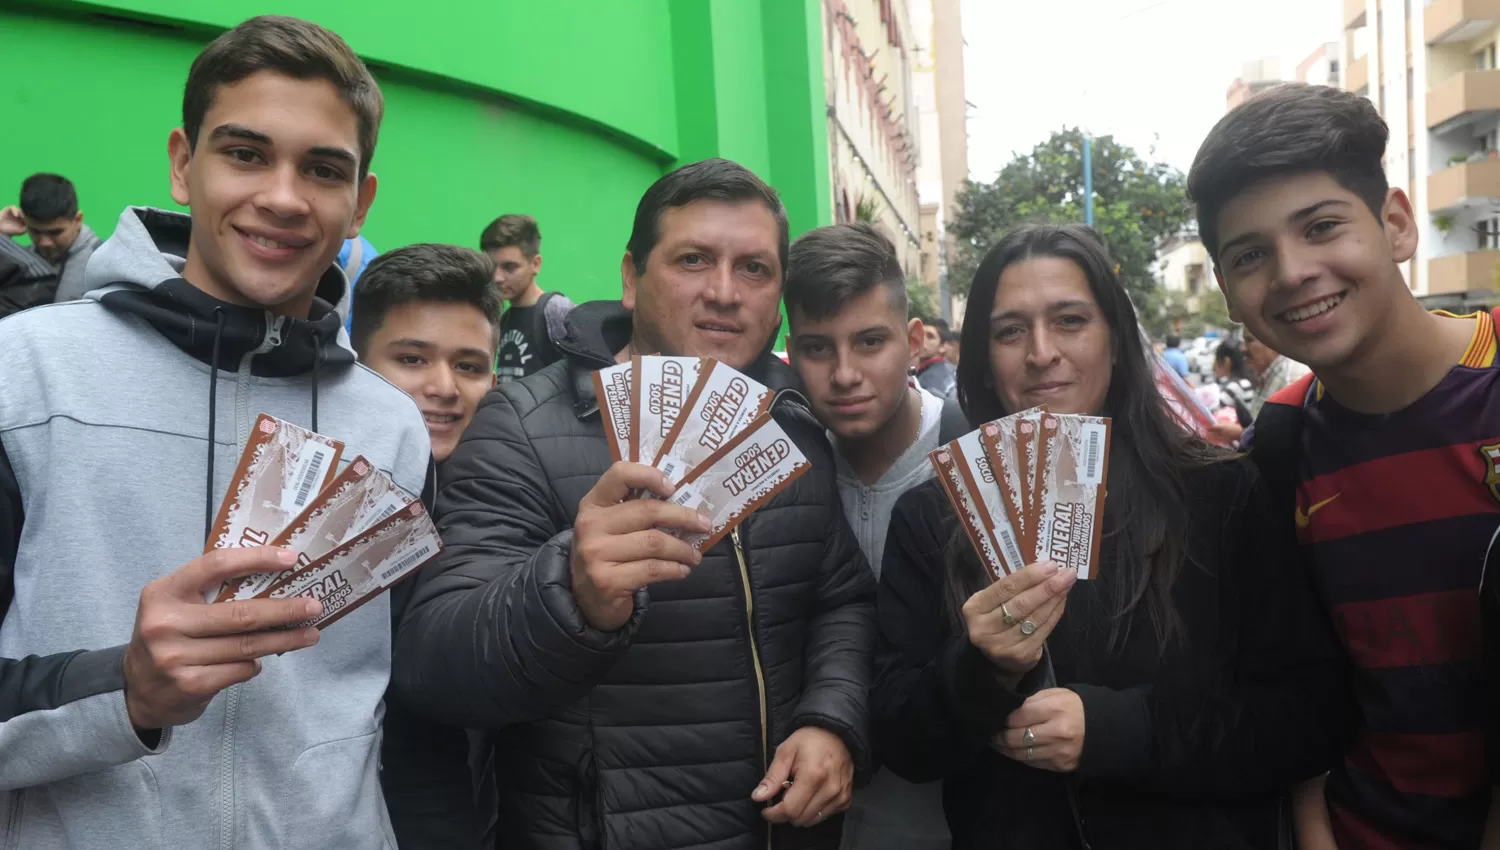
[785,223,957,850]
[0,17,442,849]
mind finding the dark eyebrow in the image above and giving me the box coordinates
[1217,199,1351,262]
[389,338,493,361]
[455,347,494,361]
[989,300,1092,324]
[208,124,357,167]
[386,338,433,350]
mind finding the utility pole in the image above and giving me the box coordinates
[1083,134,1094,227]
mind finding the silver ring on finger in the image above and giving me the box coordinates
[1000,603,1016,627]
[1022,726,1036,747]
[1025,745,1035,761]
[1020,619,1037,636]
[816,810,825,824]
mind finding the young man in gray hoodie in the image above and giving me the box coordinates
[784,223,955,850]
[0,16,435,850]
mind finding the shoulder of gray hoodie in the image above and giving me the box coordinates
[0,207,428,850]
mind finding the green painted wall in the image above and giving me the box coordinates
[0,0,832,305]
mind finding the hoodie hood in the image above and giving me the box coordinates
[85,207,354,378]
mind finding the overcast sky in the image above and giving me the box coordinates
[960,0,1344,179]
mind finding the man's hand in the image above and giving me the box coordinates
[1205,421,1245,446]
[123,547,325,733]
[994,688,1086,773]
[0,206,24,237]
[570,462,710,632]
[751,726,853,827]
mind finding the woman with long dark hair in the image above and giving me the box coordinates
[871,224,1352,849]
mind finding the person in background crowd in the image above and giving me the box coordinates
[351,243,499,464]
[1204,340,1256,445]
[0,173,102,314]
[944,325,961,367]
[872,223,1350,849]
[349,242,501,848]
[1192,81,1499,850]
[784,222,953,850]
[479,213,574,381]
[915,316,957,397]
[0,16,447,849]
[392,158,875,850]
[1243,327,1310,417]
[1160,332,1190,377]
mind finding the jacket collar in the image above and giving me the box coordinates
[558,300,803,419]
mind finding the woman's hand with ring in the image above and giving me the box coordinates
[962,560,1077,676]
[993,688,1086,773]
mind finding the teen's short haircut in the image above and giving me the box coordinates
[18,174,77,221]
[1187,82,1388,261]
[784,223,906,322]
[184,16,383,177]
[926,316,951,336]
[350,244,501,354]
[479,214,542,258]
[627,158,788,277]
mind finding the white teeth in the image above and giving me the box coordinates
[248,233,291,250]
[424,414,459,424]
[1283,294,1344,323]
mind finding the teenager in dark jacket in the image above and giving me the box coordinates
[870,223,1353,850]
[392,159,875,850]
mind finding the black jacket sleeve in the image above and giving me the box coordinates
[390,389,640,730]
[1071,462,1357,799]
[871,483,1034,784]
[787,421,877,779]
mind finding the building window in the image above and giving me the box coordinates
[1184,263,1203,296]
[1479,216,1500,251]
[1478,42,1498,71]
[1478,128,1499,156]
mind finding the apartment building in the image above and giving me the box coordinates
[1342,0,1500,302]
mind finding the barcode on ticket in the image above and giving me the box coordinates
[379,544,434,585]
[294,448,329,506]
[1081,423,1107,485]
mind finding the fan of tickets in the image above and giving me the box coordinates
[930,408,1112,582]
[593,355,811,551]
[204,414,442,629]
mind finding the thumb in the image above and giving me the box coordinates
[751,740,797,801]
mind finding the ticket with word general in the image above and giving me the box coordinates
[593,361,634,463]
[665,413,809,551]
[259,500,441,630]
[979,408,1043,558]
[632,355,703,465]
[929,442,1008,581]
[652,359,773,485]
[1034,413,1112,579]
[215,455,408,602]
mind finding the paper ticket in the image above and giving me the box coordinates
[664,413,809,551]
[929,443,1008,581]
[952,430,1027,576]
[215,456,408,602]
[652,359,773,484]
[1034,413,1112,579]
[260,500,442,630]
[593,361,634,463]
[631,355,703,465]
[206,411,342,555]
[979,409,1042,558]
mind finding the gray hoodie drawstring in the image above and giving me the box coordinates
[204,307,227,545]
[310,331,322,434]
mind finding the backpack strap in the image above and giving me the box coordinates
[937,397,970,445]
[1248,371,1315,518]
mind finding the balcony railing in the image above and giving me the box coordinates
[1426,0,1500,45]
[1427,69,1500,131]
[1428,250,1500,294]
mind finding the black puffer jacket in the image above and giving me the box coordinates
[391,301,876,850]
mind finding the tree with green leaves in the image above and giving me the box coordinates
[948,128,1194,304]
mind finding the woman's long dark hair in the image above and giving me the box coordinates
[947,223,1224,650]
[1215,341,1253,382]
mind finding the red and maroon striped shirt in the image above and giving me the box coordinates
[1290,312,1497,849]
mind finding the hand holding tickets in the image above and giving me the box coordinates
[206,414,441,628]
[573,356,809,631]
[930,407,1112,581]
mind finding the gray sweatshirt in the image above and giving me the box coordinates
[0,207,430,849]
[834,386,951,850]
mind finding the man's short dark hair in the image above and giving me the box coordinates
[184,16,383,178]
[479,214,542,258]
[1165,333,1182,348]
[784,223,906,322]
[925,317,950,336]
[350,243,501,353]
[1188,83,1388,261]
[19,174,77,221]
[626,158,789,277]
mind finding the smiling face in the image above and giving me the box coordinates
[987,256,1113,416]
[360,301,497,462]
[622,199,783,371]
[1213,171,1415,375]
[170,70,377,318]
[789,285,921,442]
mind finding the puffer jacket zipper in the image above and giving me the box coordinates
[731,528,772,850]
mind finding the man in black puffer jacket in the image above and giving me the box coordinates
[391,159,876,850]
